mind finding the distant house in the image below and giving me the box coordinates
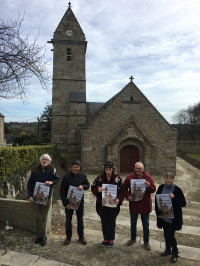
[4,134,14,146]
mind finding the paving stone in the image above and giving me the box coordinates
[34,257,71,266]
[0,249,5,256]
[0,250,39,266]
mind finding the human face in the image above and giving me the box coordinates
[134,163,144,177]
[165,176,174,186]
[105,166,113,176]
[41,157,49,167]
[72,165,80,175]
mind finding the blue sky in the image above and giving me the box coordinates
[0,0,200,123]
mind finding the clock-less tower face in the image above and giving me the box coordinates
[66,29,73,36]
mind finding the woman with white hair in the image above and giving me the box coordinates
[27,154,60,246]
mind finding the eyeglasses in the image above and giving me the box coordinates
[105,166,112,169]
[135,168,143,170]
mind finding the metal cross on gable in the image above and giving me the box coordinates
[68,2,71,7]
[129,76,134,82]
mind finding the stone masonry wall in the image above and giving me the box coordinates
[81,82,177,174]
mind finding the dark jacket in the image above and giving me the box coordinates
[27,164,60,198]
[60,171,90,207]
[155,184,186,230]
[91,173,123,218]
[119,172,156,214]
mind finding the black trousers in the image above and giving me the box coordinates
[162,221,178,254]
[65,203,84,239]
[101,207,116,241]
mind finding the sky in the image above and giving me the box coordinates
[0,0,200,123]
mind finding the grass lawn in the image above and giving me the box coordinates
[186,153,200,161]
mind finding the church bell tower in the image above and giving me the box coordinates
[48,2,87,159]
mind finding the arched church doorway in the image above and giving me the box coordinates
[120,145,139,173]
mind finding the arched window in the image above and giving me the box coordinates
[67,48,71,61]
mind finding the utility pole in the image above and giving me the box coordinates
[37,117,40,138]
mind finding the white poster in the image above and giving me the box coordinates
[33,182,50,205]
[130,179,146,201]
[67,185,84,210]
[102,184,117,208]
[156,194,174,218]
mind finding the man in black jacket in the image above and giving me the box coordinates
[27,154,60,246]
[60,160,90,245]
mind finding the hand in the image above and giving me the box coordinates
[45,181,53,186]
[29,197,34,203]
[66,204,71,209]
[145,181,150,188]
[115,199,119,205]
[78,185,83,190]
[169,193,174,199]
[127,196,133,202]
[98,187,104,192]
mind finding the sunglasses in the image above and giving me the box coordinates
[105,166,113,169]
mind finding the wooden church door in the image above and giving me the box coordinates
[120,146,139,173]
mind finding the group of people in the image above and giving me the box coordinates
[27,154,186,264]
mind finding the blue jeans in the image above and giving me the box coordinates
[65,203,84,239]
[130,212,149,243]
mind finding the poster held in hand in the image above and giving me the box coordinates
[67,185,84,210]
[102,184,117,208]
[33,182,50,205]
[156,194,174,218]
[130,179,146,201]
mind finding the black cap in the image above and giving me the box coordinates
[104,161,114,167]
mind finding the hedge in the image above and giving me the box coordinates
[0,145,56,182]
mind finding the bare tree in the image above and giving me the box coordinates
[172,102,200,141]
[0,16,50,100]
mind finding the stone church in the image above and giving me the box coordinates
[49,3,177,174]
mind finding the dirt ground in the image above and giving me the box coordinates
[0,157,200,266]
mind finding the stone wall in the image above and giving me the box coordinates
[0,198,52,233]
[81,82,177,175]
[177,141,200,153]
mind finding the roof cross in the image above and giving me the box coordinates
[129,76,134,83]
[68,2,71,7]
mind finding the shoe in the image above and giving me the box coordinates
[40,237,46,246]
[107,241,114,247]
[102,240,108,246]
[144,242,151,251]
[161,249,172,256]
[64,238,71,245]
[127,239,136,246]
[171,253,178,263]
[79,237,87,245]
[34,238,42,244]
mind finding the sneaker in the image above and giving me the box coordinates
[144,242,151,251]
[102,240,108,246]
[64,238,71,245]
[127,239,136,246]
[79,237,87,245]
[107,240,114,247]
